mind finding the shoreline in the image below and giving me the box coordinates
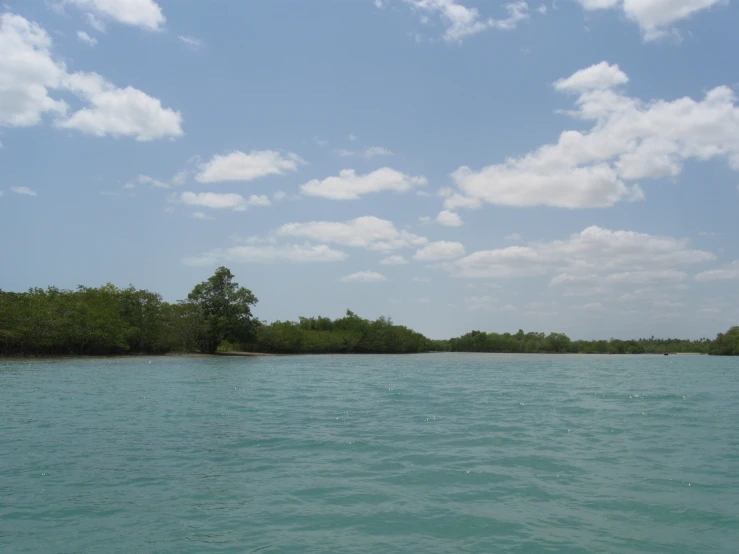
[0,351,709,360]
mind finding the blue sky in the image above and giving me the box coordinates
[1,0,738,340]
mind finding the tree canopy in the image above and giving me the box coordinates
[185,266,258,353]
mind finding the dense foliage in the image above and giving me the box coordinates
[708,326,739,356]
[0,267,257,356]
[440,330,714,354]
[248,311,434,354]
[1,267,737,356]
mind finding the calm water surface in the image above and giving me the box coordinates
[1,354,738,553]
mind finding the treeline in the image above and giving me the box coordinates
[436,330,723,355]
[0,267,257,356]
[245,312,435,354]
[1,267,738,356]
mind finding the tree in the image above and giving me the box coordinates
[186,267,258,353]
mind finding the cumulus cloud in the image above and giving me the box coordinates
[183,243,347,266]
[0,14,68,127]
[179,192,272,211]
[67,0,166,31]
[452,225,714,279]
[413,241,466,261]
[300,168,427,200]
[340,271,388,283]
[11,186,37,196]
[279,216,427,251]
[694,261,739,281]
[0,14,182,140]
[575,0,727,41]
[196,150,304,183]
[57,72,183,140]
[405,0,530,43]
[436,210,463,227]
[380,255,409,265]
[446,61,739,209]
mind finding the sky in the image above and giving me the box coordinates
[1,0,739,340]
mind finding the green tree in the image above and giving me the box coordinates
[186,267,258,353]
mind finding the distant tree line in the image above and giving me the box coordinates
[435,330,727,355]
[1,267,737,356]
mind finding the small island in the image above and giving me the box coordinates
[1,267,737,357]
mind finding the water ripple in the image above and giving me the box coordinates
[1,354,737,553]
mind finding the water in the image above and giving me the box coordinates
[1,354,738,553]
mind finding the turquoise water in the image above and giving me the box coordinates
[1,354,738,553]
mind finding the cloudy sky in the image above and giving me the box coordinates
[1,0,738,339]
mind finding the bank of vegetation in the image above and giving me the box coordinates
[1,267,737,357]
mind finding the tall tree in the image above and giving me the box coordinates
[186,267,258,353]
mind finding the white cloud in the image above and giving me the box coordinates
[436,210,463,227]
[695,261,739,281]
[447,62,739,209]
[553,61,629,92]
[67,0,165,31]
[604,269,688,284]
[405,0,530,43]
[537,4,548,14]
[500,304,518,312]
[279,216,427,251]
[11,186,37,196]
[191,211,213,220]
[171,170,188,186]
[196,150,304,183]
[348,133,358,141]
[85,14,106,32]
[335,146,393,159]
[300,167,427,200]
[247,194,271,207]
[0,14,68,127]
[340,270,388,283]
[56,71,183,141]
[576,0,727,41]
[178,35,202,49]
[413,241,466,261]
[380,255,409,265]
[698,231,721,237]
[181,191,248,211]
[184,243,348,266]
[180,192,271,212]
[505,233,522,241]
[363,146,393,159]
[138,174,169,188]
[76,30,97,46]
[453,225,714,279]
[273,190,287,201]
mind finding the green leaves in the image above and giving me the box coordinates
[186,266,258,353]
